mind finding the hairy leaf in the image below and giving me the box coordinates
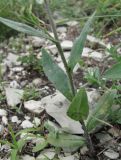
[86,90,116,132]
[103,62,121,80]
[68,11,96,71]
[47,132,85,150]
[67,88,89,121]
[32,140,48,152]
[42,49,73,100]
[0,17,53,41]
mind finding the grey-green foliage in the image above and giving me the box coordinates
[86,90,116,132]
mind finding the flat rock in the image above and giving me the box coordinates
[103,149,119,159]
[24,100,45,114]
[41,91,84,134]
[5,88,23,107]
[21,120,34,129]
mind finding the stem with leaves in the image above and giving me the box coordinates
[44,0,95,157]
[44,0,75,96]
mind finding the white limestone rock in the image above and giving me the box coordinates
[5,88,23,107]
[24,100,44,114]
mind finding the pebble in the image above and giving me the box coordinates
[21,120,34,129]
[24,100,44,114]
[0,109,7,117]
[10,80,20,89]
[5,87,24,107]
[61,40,73,50]
[4,53,20,67]
[33,117,41,127]
[36,149,55,160]
[22,155,35,160]
[0,125,4,135]
[11,116,21,124]
[32,36,45,48]
[104,149,119,159]
[57,26,67,33]
[2,116,8,125]
[32,78,43,87]
[11,67,24,72]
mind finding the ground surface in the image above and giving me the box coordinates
[0,20,121,160]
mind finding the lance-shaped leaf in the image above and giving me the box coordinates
[103,62,121,80]
[0,17,53,41]
[67,88,89,121]
[68,12,96,71]
[47,132,85,151]
[86,90,116,132]
[44,121,85,152]
[42,49,73,101]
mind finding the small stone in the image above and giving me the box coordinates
[0,125,4,135]
[0,109,7,117]
[36,149,55,160]
[108,127,120,137]
[45,45,58,55]
[11,116,21,124]
[80,146,89,155]
[57,26,67,33]
[32,78,43,87]
[24,100,44,114]
[22,155,35,160]
[4,53,20,67]
[96,133,112,144]
[10,80,20,89]
[90,51,103,61]
[2,116,8,125]
[21,120,34,129]
[5,88,23,107]
[11,67,24,72]
[104,149,119,159]
[61,41,73,50]
[33,117,41,127]
[32,37,45,48]
[67,21,78,26]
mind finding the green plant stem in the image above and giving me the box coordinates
[44,0,75,96]
[44,0,95,157]
[80,120,95,157]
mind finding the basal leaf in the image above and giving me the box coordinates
[68,12,96,71]
[0,17,53,41]
[41,49,73,101]
[67,88,89,121]
[86,90,116,132]
[103,62,121,80]
[47,132,85,150]
[32,140,48,152]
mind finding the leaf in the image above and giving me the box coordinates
[41,49,73,101]
[86,90,116,132]
[47,132,85,150]
[11,149,19,160]
[103,62,121,80]
[68,11,96,71]
[32,140,48,152]
[17,139,26,152]
[0,17,53,41]
[67,88,89,121]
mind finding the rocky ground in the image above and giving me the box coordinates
[0,20,121,160]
